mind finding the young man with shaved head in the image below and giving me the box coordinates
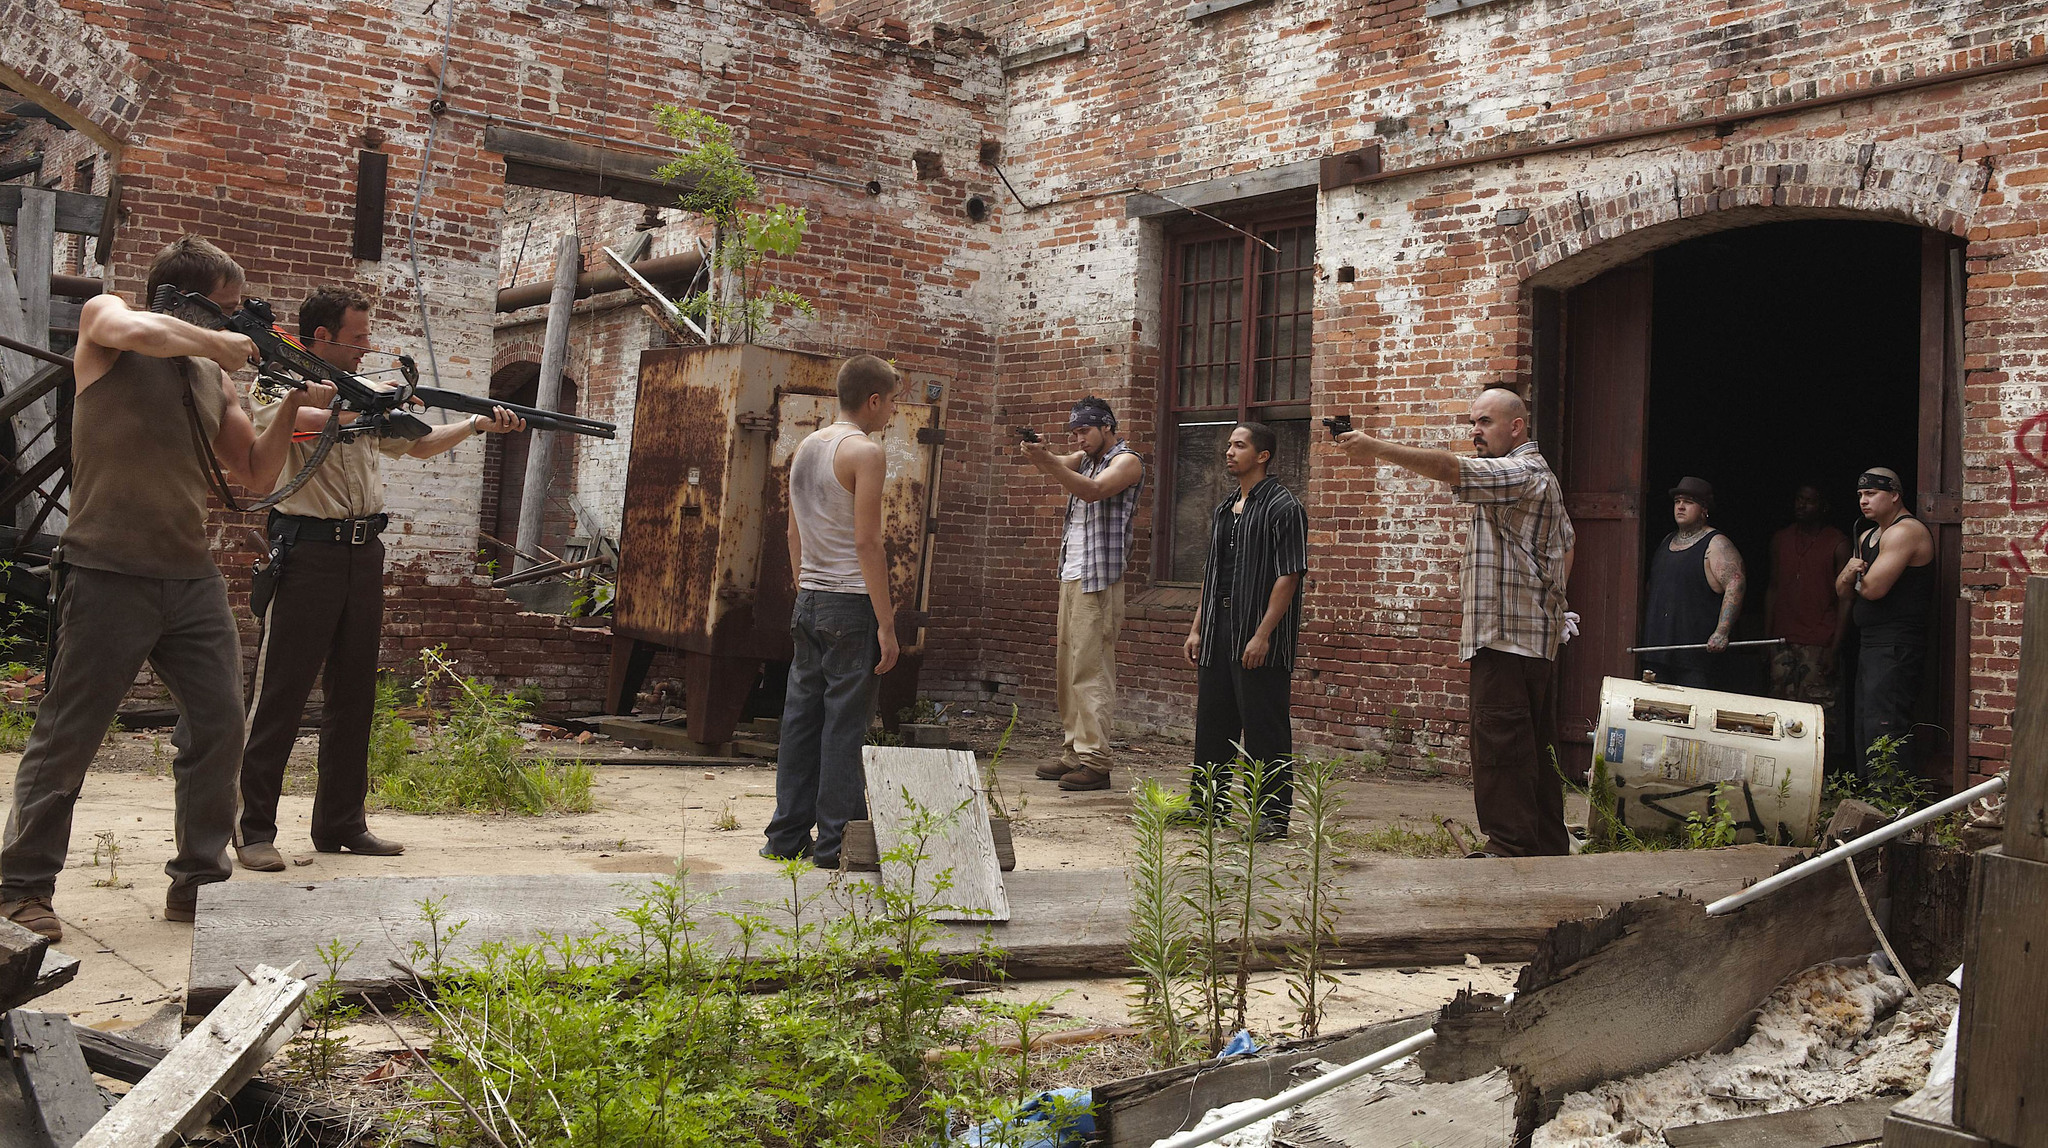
[1337,385,1576,857]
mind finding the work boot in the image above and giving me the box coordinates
[163,886,198,924]
[1,896,60,942]
[314,830,405,857]
[1058,765,1112,792]
[1035,760,1070,780]
[236,841,287,872]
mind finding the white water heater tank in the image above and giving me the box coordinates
[1591,676,1826,847]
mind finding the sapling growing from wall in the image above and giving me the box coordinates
[654,105,814,344]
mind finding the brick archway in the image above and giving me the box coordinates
[1514,139,1985,290]
[0,2,159,152]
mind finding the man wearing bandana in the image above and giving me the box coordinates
[1835,466,1935,775]
[1019,397,1144,790]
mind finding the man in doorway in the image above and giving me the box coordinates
[1835,466,1935,775]
[1179,423,1307,840]
[763,355,902,870]
[1019,396,1144,792]
[0,237,334,939]
[1765,483,1852,764]
[234,286,527,872]
[1640,477,1746,691]
[1337,386,1575,858]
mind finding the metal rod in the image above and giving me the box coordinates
[0,333,72,370]
[1704,774,2007,917]
[491,555,607,588]
[1629,638,1785,654]
[1149,1029,1438,1148]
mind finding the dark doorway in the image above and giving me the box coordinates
[1645,221,1922,694]
[480,362,579,564]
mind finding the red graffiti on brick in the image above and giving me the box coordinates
[1999,412,2048,576]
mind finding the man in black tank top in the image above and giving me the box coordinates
[1834,467,1935,777]
[1639,477,1748,691]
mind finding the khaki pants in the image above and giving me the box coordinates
[1055,579,1125,771]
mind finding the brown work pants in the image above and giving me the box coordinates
[1467,647,1570,857]
[1,565,242,900]
[1054,579,1125,771]
[238,538,385,849]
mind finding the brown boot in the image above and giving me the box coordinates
[1,896,60,942]
[236,841,287,872]
[1058,765,1112,791]
[164,886,198,924]
[1035,760,1069,780]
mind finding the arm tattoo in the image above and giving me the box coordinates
[1709,536,1746,633]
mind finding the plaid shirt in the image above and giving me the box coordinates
[1453,441,1575,661]
[1056,441,1144,593]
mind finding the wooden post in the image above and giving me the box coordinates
[1951,575,2048,1146]
[5,1010,111,1147]
[0,233,61,532]
[513,233,579,572]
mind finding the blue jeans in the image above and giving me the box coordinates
[765,590,880,861]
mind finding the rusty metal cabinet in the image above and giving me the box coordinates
[612,345,939,744]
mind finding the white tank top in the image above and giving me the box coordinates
[791,422,869,593]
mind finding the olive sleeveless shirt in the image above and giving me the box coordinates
[61,351,228,579]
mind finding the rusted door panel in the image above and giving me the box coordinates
[1919,230,1967,791]
[1556,259,1652,760]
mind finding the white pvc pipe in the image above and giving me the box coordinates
[1705,773,2006,917]
[1146,1028,1438,1148]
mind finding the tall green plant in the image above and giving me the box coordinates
[1183,770,1233,1055]
[1222,754,1284,1034]
[1129,780,1199,1068]
[368,647,593,815]
[1284,759,1346,1039]
[654,105,814,344]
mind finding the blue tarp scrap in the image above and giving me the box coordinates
[957,1087,1096,1147]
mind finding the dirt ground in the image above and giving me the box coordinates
[10,713,1557,1053]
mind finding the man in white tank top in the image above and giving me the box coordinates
[762,355,902,870]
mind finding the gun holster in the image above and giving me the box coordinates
[249,517,302,620]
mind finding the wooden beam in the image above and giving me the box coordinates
[1125,158,1320,219]
[0,919,51,1013]
[4,1010,112,1147]
[487,125,697,210]
[187,847,1803,1011]
[75,964,307,1148]
[1954,848,2048,1146]
[352,150,388,262]
[1282,1064,1515,1148]
[0,187,104,237]
[1663,1097,1891,1147]
[17,188,54,359]
[2003,575,2048,862]
[71,1024,377,1147]
[863,746,1009,922]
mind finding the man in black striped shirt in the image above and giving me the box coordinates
[1180,423,1309,840]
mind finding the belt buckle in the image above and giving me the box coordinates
[349,519,369,545]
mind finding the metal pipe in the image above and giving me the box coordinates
[1629,639,1785,654]
[1704,773,2007,917]
[496,250,704,312]
[0,333,70,370]
[1148,1029,1438,1148]
[49,273,103,300]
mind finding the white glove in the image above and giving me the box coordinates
[1562,611,1581,644]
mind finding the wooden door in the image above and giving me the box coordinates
[1553,260,1653,768]
[1918,230,1968,791]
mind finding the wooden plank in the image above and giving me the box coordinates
[187,847,1800,1011]
[76,964,307,1148]
[1000,31,1088,71]
[2003,575,2048,862]
[72,1024,375,1147]
[1499,858,1883,1139]
[862,746,1009,923]
[1097,1015,1432,1146]
[1881,1113,1991,1148]
[17,188,54,355]
[488,125,698,210]
[30,952,77,1006]
[1282,1064,1514,1148]
[4,1011,110,1147]
[0,187,104,237]
[1663,1098,1891,1147]
[1954,848,2048,1147]
[0,920,51,1013]
[1124,158,1321,219]
[352,149,387,261]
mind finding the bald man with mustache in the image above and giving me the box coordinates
[1336,385,1577,857]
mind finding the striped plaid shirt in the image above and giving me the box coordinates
[1453,441,1576,662]
[1198,477,1310,672]
[1056,441,1144,593]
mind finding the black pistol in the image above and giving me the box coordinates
[1322,414,1353,438]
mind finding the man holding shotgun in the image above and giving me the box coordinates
[233,286,527,870]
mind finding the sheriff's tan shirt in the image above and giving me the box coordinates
[250,391,416,519]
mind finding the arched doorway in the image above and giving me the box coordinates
[1541,217,1966,791]
[479,361,580,565]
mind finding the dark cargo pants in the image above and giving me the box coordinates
[1,565,242,900]
[1467,647,1570,857]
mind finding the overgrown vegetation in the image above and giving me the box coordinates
[655,106,813,344]
[1824,734,1932,817]
[372,804,1082,1146]
[367,648,593,815]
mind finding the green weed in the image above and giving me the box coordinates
[367,648,593,815]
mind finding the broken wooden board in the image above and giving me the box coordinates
[77,964,307,1148]
[0,919,50,1012]
[1093,1014,1433,1147]
[1282,1063,1514,1148]
[188,847,1801,1010]
[1499,856,1882,1140]
[862,746,1009,922]
[1415,989,1508,1083]
[5,1010,110,1147]
[1662,1096,1890,1147]
[72,1024,376,1148]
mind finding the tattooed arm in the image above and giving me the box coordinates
[1703,533,1747,653]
